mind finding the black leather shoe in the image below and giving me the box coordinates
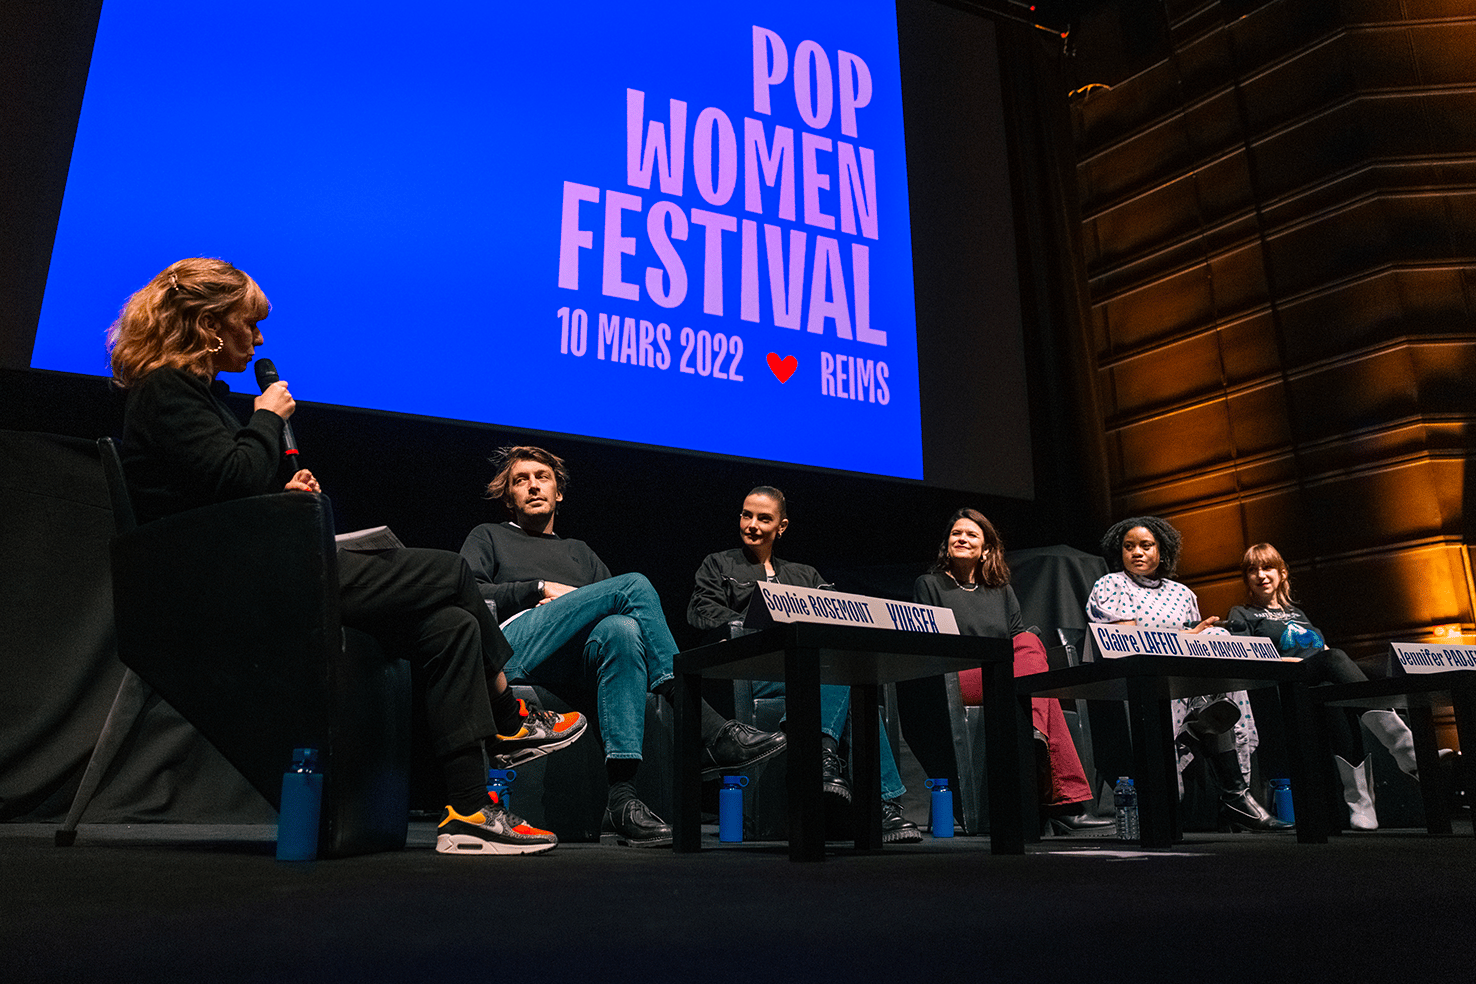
[1045,812,1115,835]
[1207,748,1292,832]
[701,721,787,778]
[881,799,922,843]
[1219,791,1293,832]
[821,746,853,804]
[600,797,674,848]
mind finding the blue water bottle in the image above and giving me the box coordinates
[719,774,748,842]
[1269,778,1294,823]
[925,778,954,838]
[486,768,517,811]
[1113,777,1139,843]
[276,747,322,861]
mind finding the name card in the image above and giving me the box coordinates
[1391,641,1476,674]
[1089,623,1282,661]
[747,583,959,635]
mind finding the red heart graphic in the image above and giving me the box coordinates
[767,352,798,383]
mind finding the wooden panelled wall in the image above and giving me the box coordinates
[1069,0,1475,655]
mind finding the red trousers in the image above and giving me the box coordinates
[958,632,1094,808]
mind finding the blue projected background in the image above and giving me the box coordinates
[33,1,923,480]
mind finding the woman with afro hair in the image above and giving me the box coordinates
[1086,516,1290,832]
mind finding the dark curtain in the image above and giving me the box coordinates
[0,430,270,823]
[1008,544,1108,639]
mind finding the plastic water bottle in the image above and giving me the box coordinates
[719,774,748,842]
[1269,778,1294,823]
[925,778,954,838]
[1113,777,1139,843]
[276,747,322,861]
[486,768,517,812]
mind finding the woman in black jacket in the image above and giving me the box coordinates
[687,486,920,842]
[108,257,583,855]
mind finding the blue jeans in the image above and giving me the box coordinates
[751,681,905,801]
[500,572,676,760]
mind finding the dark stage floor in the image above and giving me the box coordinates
[6,821,1475,983]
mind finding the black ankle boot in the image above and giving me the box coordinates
[1210,750,1292,832]
[820,733,852,804]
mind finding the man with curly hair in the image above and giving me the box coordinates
[460,446,786,847]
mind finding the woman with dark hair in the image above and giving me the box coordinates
[110,258,586,856]
[688,486,921,842]
[1225,543,1417,829]
[912,509,1110,831]
[1086,516,1291,832]
[687,487,818,631]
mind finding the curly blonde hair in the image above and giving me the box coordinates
[107,258,270,387]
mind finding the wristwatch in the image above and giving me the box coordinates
[537,579,545,596]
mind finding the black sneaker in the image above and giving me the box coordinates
[600,797,674,848]
[436,791,558,856]
[489,698,588,768]
[881,799,922,844]
[700,721,787,779]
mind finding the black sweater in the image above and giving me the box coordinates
[459,521,611,619]
[911,571,1024,637]
[121,367,290,524]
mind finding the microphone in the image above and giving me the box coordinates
[253,358,300,461]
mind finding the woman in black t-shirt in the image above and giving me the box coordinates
[1226,543,1418,830]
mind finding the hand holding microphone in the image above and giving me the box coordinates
[253,358,300,461]
[254,380,295,419]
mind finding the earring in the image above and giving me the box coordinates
[208,335,224,353]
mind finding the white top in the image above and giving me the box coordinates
[1085,571,1258,769]
[1086,571,1201,629]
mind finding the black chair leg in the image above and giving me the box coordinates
[56,668,152,846]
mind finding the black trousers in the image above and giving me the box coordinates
[1305,647,1367,762]
[336,546,512,757]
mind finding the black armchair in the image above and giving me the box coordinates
[57,438,410,858]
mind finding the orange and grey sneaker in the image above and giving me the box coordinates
[489,698,588,767]
[436,791,557,856]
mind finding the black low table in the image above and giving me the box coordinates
[672,623,1020,861]
[1309,672,1476,836]
[1018,655,1324,848]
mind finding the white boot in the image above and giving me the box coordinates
[1334,755,1378,830]
[1362,709,1418,779]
